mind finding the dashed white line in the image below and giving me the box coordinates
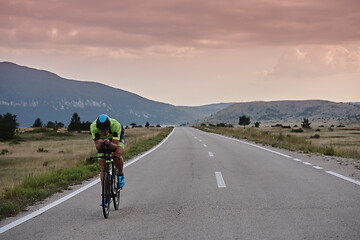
[302,162,312,165]
[197,129,360,188]
[326,171,360,186]
[203,144,207,147]
[313,166,323,170]
[208,152,214,157]
[215,172,226,188]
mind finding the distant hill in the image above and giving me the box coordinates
[0,62,231,127]
[196,100,360,126]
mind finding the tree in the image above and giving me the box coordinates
[239,115,251,129]
[46,121,64,130]
[68,113,81,131]
[81,121,92,131]
[130,123,137,128]
[301,118,311,129]
[145,122,150,128]
[56,121,65,128]
[32,118,43,127]
[0,113,19,140]
[46,121,55,129]
[254,122,260,128]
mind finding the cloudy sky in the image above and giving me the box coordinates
[1,0,359,106]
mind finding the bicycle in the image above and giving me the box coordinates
[90,145,122,219]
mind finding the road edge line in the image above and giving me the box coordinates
[0,128,175,234]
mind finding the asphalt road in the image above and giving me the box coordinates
[1,127,359,239]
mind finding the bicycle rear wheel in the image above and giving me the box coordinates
[102,171,111,219]
[112,172,121,210]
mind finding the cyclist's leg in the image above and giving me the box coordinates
[112,143,124,174]
[98,157,106,185]
[113,143,125,188]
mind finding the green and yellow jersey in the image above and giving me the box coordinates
[90,118,125,148]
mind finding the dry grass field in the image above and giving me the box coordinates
[0,127,167,195]
[262,125,360,159]
[197,124,360,169]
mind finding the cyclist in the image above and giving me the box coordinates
[90,114,125,206]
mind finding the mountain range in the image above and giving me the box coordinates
[197,100,360,126]
[0,62,232,127]
[1,62,359,127]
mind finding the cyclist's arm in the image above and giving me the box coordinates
[109,139,119,150]
[108,120,123,150]
[94,139,105,150]
[90,121,104,150]
[120,127,125,144]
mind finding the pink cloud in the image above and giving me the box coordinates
[1,0,359,57]
[263,46,360,78]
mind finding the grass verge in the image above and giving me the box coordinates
[195,126,360,160]
[0,127,173,220]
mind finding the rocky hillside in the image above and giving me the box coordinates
[197,100,360,126]
[0,62,231,126]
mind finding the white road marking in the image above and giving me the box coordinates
[0,128,175,234]
[203,144,207,147]
[201,130,360,187]
[302,162,312,165]
[213,134,292,158]
[313,166,323,170]
[325,171,360,186]
[215,172,226,188]
[208,152,214,157]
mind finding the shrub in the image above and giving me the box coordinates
[310,134,320,139]
[29,127,52,133]
[1,149,9,155]
[37,148,49,153]
[324,147,335,156]
[291,128,304,133]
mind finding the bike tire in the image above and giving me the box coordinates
[112,172,121,210]
[102,171,111,219]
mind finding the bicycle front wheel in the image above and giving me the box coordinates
[102,171,111,219]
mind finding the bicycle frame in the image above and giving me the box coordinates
[90,147,121,219]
